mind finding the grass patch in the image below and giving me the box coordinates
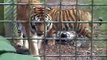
[79,1,107,57]
[80,0,107,32]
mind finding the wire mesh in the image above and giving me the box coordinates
[0,0,107,60]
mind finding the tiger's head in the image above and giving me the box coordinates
[31,7,52,36]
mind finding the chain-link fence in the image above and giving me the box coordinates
[0,0,107,60]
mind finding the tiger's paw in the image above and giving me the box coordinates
[48,40,56,46]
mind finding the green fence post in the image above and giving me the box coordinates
[0,0,4,36]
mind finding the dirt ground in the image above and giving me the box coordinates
[46,0,76,9]
[16,40,105,60]
[40,43,104,60]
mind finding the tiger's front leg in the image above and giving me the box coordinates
[47,29,56,46]
[28,33,43,57]
[28,40,41,60]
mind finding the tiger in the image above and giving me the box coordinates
[16,1,52,59]
[16,6,102,59]
[32,7,103,46]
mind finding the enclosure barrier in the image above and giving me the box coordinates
[0,0,107,60]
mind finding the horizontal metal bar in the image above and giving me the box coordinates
[46,4,107,6]
[0,3,44,5]
[3,37,107,41]
[0,20,27,23]
[0,3,107,6]
[0,20,107,23]
[33,54,107,57]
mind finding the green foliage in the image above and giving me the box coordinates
[0,53,39,60]
[0,36,16,53]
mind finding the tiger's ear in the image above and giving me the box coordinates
[45,7,52,11]
[33,7,42,13]
[45,7,52,13]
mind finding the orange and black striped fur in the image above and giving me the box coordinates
[47,8,92,39]
[47,8,103,40]
[36,8,93,45]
